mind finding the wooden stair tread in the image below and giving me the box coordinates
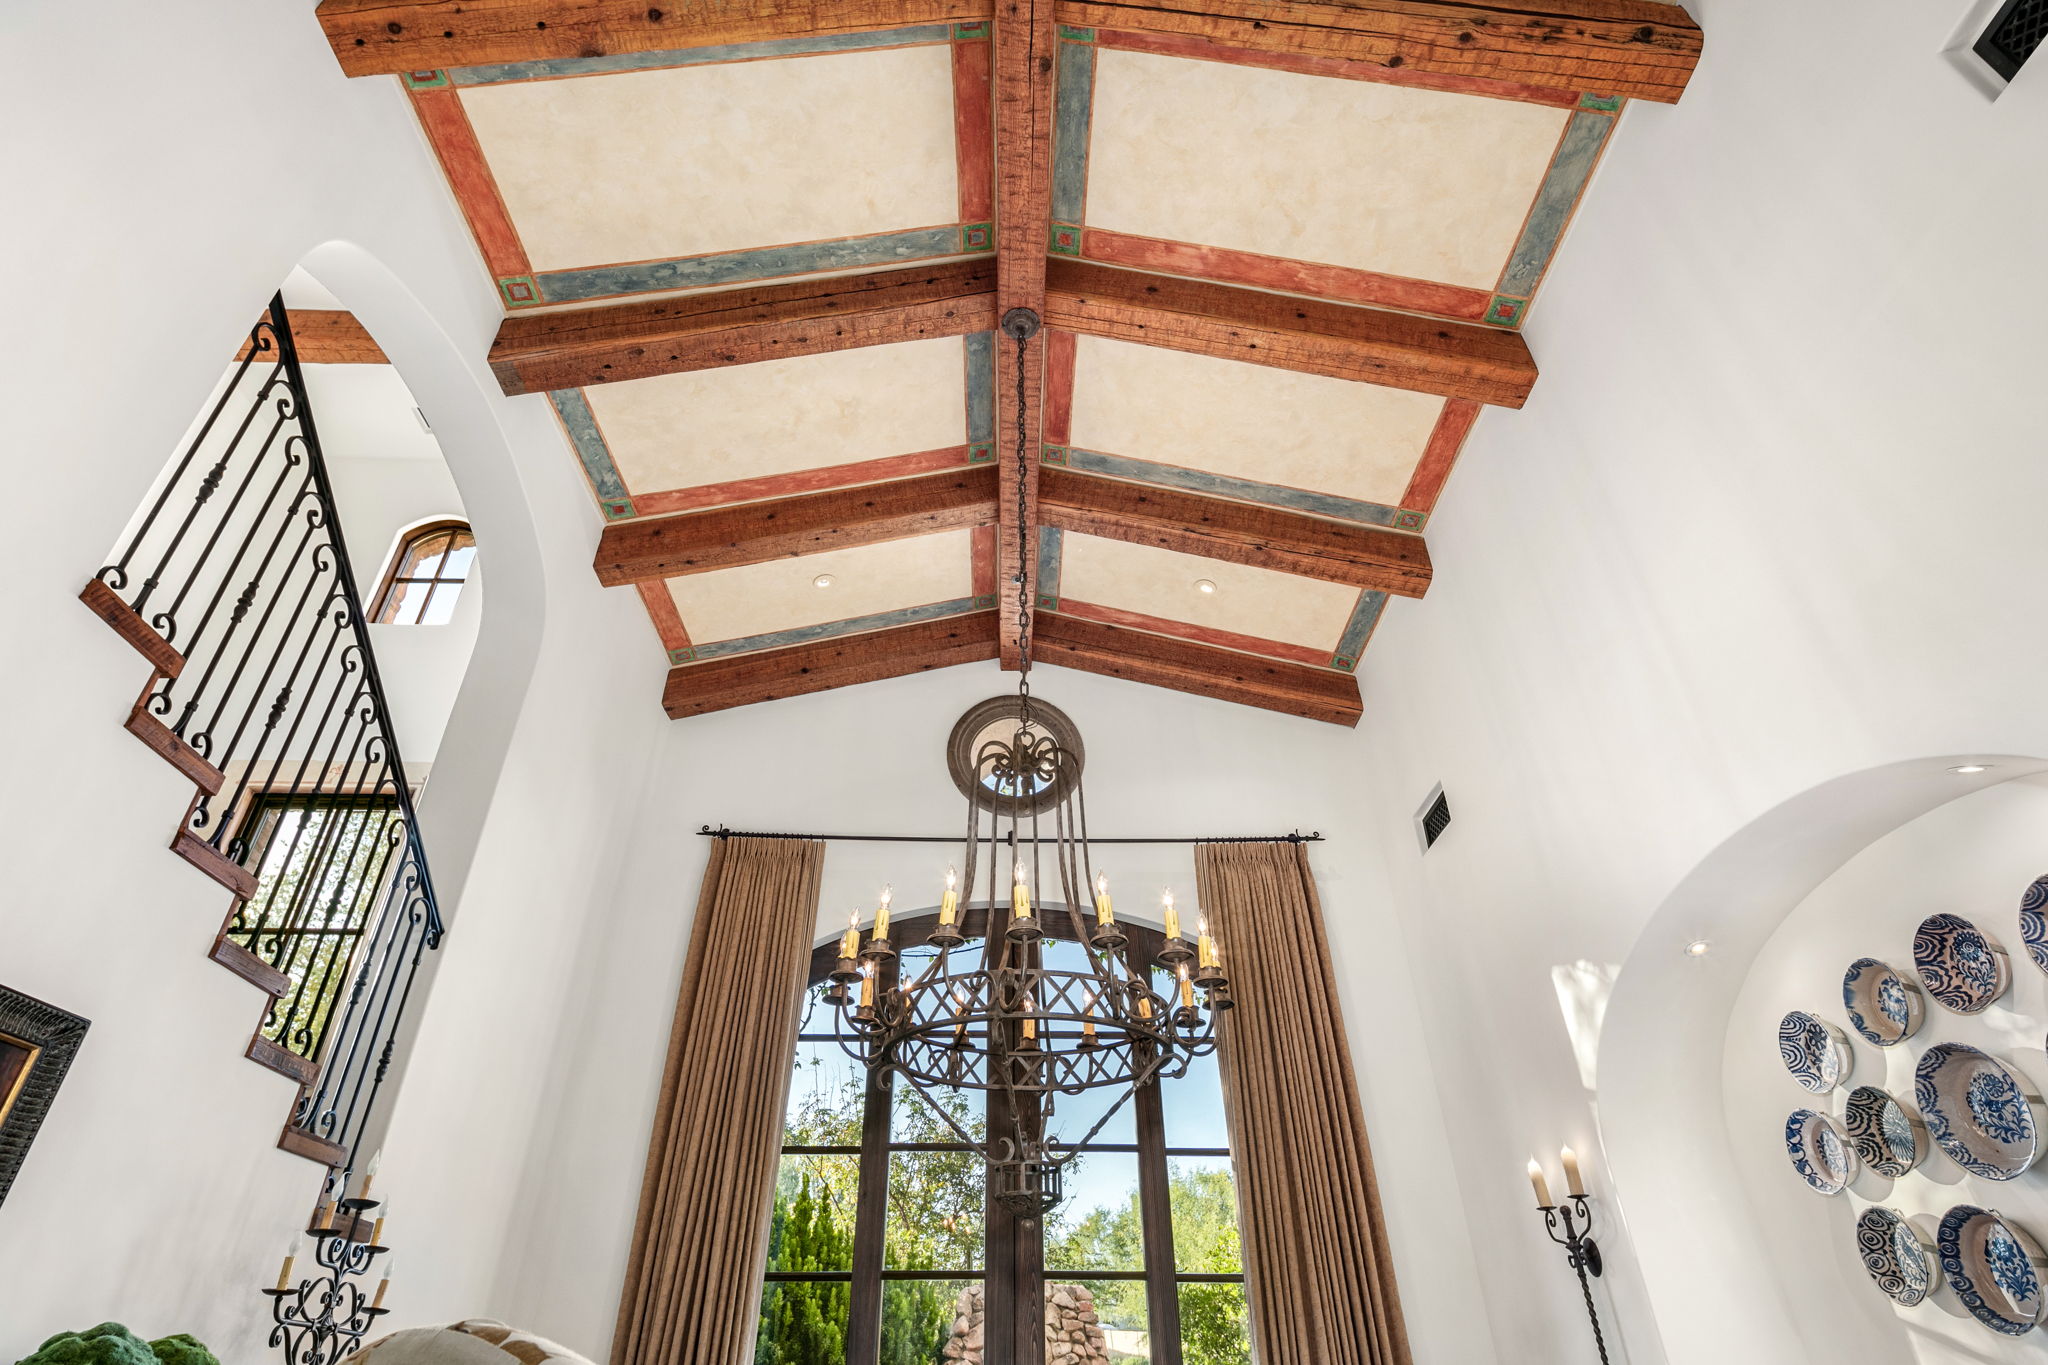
[173,829,257,899]
[277,1123,347,1169]
[80,579,185,678]
[124,680,224,795]
[246,1034,320,1085]
[210,937,289,996]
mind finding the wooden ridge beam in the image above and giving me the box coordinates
[1032,610,1362,726]
[992,0,1057,669]
[1045,257,1537,406]
[236,311,388,365]
[664,610,1000,717]
[594,467,998,585]
[318,0,996,77]
[489,261,998,396]
[1056,0,1703,104]
[1039,466,1432,597]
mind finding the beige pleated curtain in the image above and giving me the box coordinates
[1196,840,1413,1365]
[612,836,824,1365]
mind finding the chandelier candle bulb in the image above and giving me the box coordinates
[939,868,958,927]
[859,964,876,1009]
[1020,998,1037,1044]
[275,1240,297,1293]
[1197,916,1217,968]
[1013,862,1031,916]
[359,1149,382,1200]
[1178,963,1195,1009]
[1529,1159,1553,1209]
[1561,1147,1584,1198]
[1162,889,1180,942]
[840,910,861,961]
[371,1263,390,1311]
[873,887,892,941]
[1081,991,1098,1044]
[370,1207,387,1246]
[1095,873,1113,926]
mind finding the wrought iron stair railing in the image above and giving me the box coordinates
[84,295,445,1171]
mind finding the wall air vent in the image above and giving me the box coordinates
[1416,785,1452,853]
[1976,0,2047,80]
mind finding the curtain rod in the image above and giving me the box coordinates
[696,824,1322,845]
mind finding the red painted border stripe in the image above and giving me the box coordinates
[953,38,996,224]
[1043,329,1077,445]
[636,580,693,653]
[1081,228,1492,322]
[627,446,974,518]
[1054,599,1334,669]
[1093,29,1585,110]
[1402,400,1480,513]
[409,86,531,281]
[972,524,997,598]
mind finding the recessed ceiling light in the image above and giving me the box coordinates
[1194,579,1217,594]
[813,574,836,589]
[1950,764,1994,774]
[1684,939,1712,958]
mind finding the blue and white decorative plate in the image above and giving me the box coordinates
[1856,1205,1935,1307]
[1785,1107,1857,1195]
[1845,1085,1925,1178]
[1842,957,1925,1046]
[1916,1043,2043,1179]
[1778,1010,1851,1093]
[1938,1205,2048,1335]
[2019,875,2048,977]
[1913,913,2011,1013]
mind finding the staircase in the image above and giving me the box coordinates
[80,296,445,1175]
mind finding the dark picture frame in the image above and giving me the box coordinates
[0,985,89,1209]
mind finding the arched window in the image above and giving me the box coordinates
[761,912,1250,1365]
[371,519,475,624]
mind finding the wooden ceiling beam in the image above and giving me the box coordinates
[236,312,388,365]
[1033,610,1362,726]
[594,467,998,585]
[1038,466,1432,597]
[1045,257,1536,406]
[992,0,1057,669]
[664,610,1000,717]
[1055,0,1703,104]
[489,260,998,396]
[318,0,996,77]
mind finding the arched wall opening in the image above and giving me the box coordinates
[1598,755,2048,1365]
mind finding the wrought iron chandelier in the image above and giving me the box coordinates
[829,307,1233,1216]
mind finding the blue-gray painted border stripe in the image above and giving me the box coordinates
[534,226,980,303]
[548,389,629,502]
[965,331,995,443]
[1036,527,1064,602]
[1063,449,1400,528]
[449,26,955,85]
[1050,40,1096,227]
[1497,111,1615,300]
[1332,591,1387,667]
[690,597,983,660]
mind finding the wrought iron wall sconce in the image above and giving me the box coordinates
[266,1170,392,1365]
[1530,1148,1609,1364]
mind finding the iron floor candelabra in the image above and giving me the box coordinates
[1541,1194,1609,1364]
[265,1196,390,1365]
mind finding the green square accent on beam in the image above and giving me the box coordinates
[968,442,994,463]
[1483,295,1527,327]
[1578,93,1623,112]
[1041,446,1069,465]
[498,275,542,308]
[954,22,990,38]
[1058,25,1096,41]
[668,647,697,665]
[402,70,450,89]
[961,221,994,252]
[603,499,637,520]
[1393,510,1426,531]
[1049,223,1082,256]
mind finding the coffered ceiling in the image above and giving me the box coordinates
[316,0,1703,725]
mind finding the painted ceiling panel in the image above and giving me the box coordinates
[459,45,960,272]
[666,528,974,646]
[1057,533,1360,653]
[583,336,969,500]
[1066,336,1444,508]
[1083,48,1569,291]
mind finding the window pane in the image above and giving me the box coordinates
[755,1280,850,1365]
[439,540,477,578]
[1168,1158,1242,1274]
[1050,1280,1146,1362]
[765,1154,859,1272]
[418,582,460,624]
[883,1279,979,1365]
[886,1151,984,1271]
[1162,1050,1228,1150]
[1177,1281,1251,1365]
[785,1041,866,1146]
[380,579,425,625]
[409,533,454,578]
[1047,1152,1143,1272]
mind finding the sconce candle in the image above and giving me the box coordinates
[1561,1146,1584,1198]
[1527,1159,1552,1209]
[1531,1153,1608,1363]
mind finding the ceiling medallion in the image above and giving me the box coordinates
[828,309,1234,1217]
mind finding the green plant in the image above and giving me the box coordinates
[12,1324,218,1365]
[146,1338,219,1365]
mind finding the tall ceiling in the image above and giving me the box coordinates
[316,0,1703,725]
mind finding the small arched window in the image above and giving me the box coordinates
[371,520,475,625]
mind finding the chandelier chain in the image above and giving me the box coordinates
[1012,322,1032,724]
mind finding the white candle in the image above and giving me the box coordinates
[1162,889,1180,942]
[1528,1159,1553,1208]
[1561,1146,1585,1198]
[360,1149,382,1199]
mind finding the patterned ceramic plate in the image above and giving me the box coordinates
[1845,1085,1925,1178]
[1916,1043,2042,1179]
[2019,875,2048,977]
[1778,1010,1851,1093]
[1914,914,2011,1013]
[1842,957,1925,1046]
[1939,1205,2048,1335]
[1785,1107,1857,1195]
[1857,1205,1935,1307]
